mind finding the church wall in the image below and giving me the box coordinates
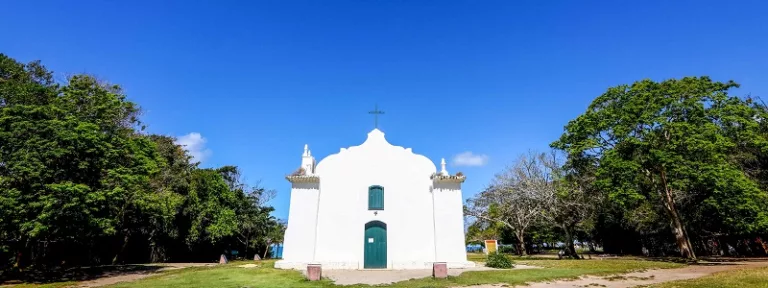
[312,131,437,269]
[433,182,471,267]
[279,182,320,264]
[277,129,475,270]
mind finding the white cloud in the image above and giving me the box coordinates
[452,151,489,167]
[175,132,212,163]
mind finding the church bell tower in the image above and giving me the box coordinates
[279,144,321,268]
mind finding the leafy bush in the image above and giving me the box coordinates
[486,252,515,269]
[498,245,517,254]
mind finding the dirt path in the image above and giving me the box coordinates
[74,263,215,287]
[458,261,768,288]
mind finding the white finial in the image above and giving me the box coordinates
[440,158,448,176]
[301,144,315,175]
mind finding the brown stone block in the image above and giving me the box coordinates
[307,264,322,281]
[433,262,447,278]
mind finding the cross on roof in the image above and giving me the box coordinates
[368,104,385,129]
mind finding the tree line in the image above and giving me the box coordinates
[0,54,284,273]
[466,77,768,260]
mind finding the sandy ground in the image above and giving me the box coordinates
[324,265,540,285]
[74,263,215,288]
[457,261,768,288]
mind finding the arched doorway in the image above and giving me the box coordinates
[364,221,387,269]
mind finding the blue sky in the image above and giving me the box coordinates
[2,0,767,220]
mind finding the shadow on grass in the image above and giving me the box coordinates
[699,256,768,263]
[513,254,739,266]
[0,264,164,285]
[629,256,768,266]
[639,256,699,264]
[510,256,558,260]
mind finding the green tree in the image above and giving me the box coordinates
[534,151,595,259]
[465,219,502,244]
[183,168,239,245]
[0,55,61,268]
[465,155,548,256]
[235,183,277,259]
[1,54,282,270]
[262,220,286,259]
[552,77,768,259]
[0,54,174,266]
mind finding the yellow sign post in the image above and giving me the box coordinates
[484,240,498,254]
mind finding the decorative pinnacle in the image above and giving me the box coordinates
[440,158,448,176]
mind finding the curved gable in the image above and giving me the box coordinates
[315,129,436,176]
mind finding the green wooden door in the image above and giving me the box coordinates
[364,221,387,269]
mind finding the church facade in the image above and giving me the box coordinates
[275,129,474,270]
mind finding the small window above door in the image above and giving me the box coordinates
[368,185,384,210]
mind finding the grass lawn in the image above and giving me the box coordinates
[7,282,78,288]
[650,266,768,288]
[106,260,335,288]
[465,253,486,262]
[97,258,682,288]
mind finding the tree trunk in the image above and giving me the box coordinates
[562,225,580,259]
[659,170,697,260]
[15,237,29,269]
[263,241,271,259]
[149,244,163,263]
[148,232,164,263]
[515,230,527,256]
[758,237,768,255]
[14,251,22,269]
[112,234,130,264]
[666,202,696,259]
[243,236,249,261]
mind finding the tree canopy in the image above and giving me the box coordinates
[467,77,768,259]
[0,54,281,272]
[550,77,768,259]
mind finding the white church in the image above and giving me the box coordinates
[275,128,474,270]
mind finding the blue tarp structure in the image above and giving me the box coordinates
[269,243,284,259]
[466,244,483,253]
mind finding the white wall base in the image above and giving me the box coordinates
[446,261,477,269]
[274,260,309,270]
[274,260,476,270]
